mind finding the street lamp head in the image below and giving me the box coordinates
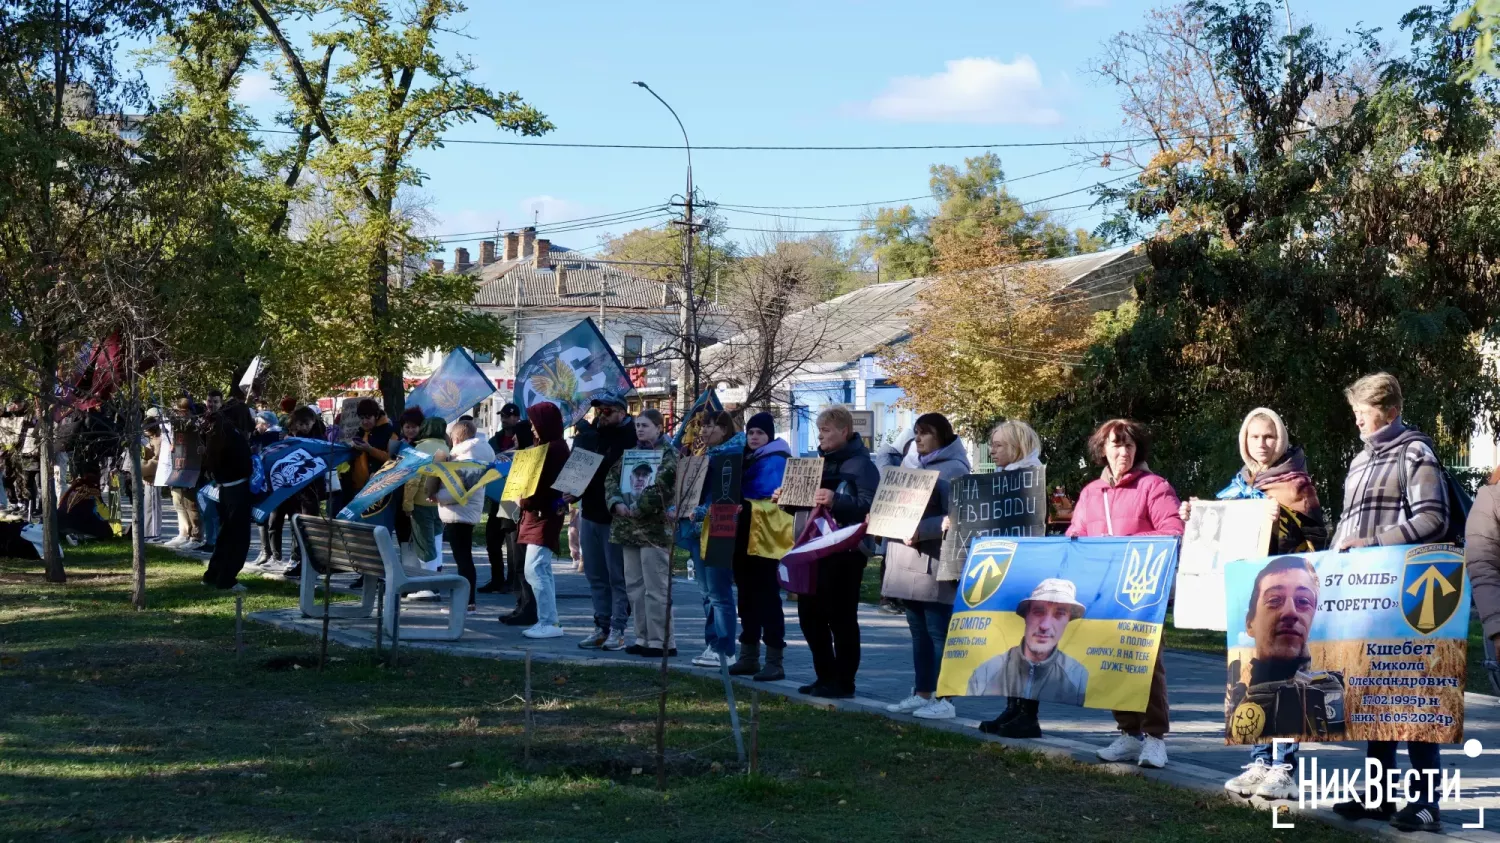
[632,81,648,89]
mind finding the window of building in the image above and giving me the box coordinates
[622,335,644,366]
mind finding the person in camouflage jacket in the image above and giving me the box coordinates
[603,409,679,655]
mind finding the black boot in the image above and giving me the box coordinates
[979,697,1023,735]
[753,646,785,682]
[728,642,760,676]
[997,698,1041,738]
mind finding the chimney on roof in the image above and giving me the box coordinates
[660,281,670,307]
[521,227,536,258]
[479,239,496,266]
[555,264,568,297]
[535,239,551,269]
[428,258,445,275]
[504,231,520,261]
[454,247,471,272]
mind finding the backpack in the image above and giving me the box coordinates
[1397,441,1472,546]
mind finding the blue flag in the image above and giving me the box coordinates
[336,449,435,527]
[513,318,634,427]
[483,455,515,504]
[406,348,497,423]
[672,389,723,453]
[250,437,354,524]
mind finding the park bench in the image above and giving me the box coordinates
[291,514,470,641]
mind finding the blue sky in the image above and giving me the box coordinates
[216,0,1422,257]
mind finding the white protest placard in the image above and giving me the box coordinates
[866,465,940,540]
[1173,498,1278,631]
[777,457,824,508]
[551,449,604,498]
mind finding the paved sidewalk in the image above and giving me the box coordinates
[152,507,1500,840]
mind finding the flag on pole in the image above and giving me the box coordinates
[513,318,634,427]
[673,389,723,453]
[406,348,497,423]
[250,437,355,523]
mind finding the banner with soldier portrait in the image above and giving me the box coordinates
[1222,545,1468,746]
[936,535,1179,712]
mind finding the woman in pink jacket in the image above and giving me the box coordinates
[1066,418,1184,769]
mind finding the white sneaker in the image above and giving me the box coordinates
[522,624,565,639]
[1225,758,1271,797]
[1097,733,1144,763]
[1252,763,1294,800]
[1137,736,1168,768]
[164,535,188,548]
[601,632,627,651]
[404,590,439,601]
[691,646,722,668]
[913,698,956,720]
[885,694,930,714]
[182,539,204,551]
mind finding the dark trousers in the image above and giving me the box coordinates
[904,600,953,695]
[447,522,476,603]
[796,553,866,689]
[485,501,518,589]
[734,553,786,649]
[1113,654,1170,738]
[1367,741,1443,807]
[204,482,252,589]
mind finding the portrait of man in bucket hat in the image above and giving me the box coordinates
[966,578,1090,705]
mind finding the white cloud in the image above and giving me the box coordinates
[863,56,1064,125]
[234,71,276,105]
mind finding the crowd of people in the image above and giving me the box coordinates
[23,367,1500,836]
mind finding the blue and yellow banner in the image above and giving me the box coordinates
[250,438,353,524]
[418,460,504,507]
[337,449,435,527]
[1222,544,1468,745]
[513,319,634,428]
[406,348,496,423]
[484,454,515,504]
[673,389,723,453]
[936,536,1178,712]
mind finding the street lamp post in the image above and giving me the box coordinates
[632,81,698,413]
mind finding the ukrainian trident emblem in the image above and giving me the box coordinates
[1114,540,1173,612]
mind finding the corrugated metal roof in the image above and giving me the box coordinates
[709,245,1148,367]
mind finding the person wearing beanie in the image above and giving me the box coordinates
[724,411,792,679]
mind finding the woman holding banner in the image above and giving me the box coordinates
[1185,408,1328,801]
[686,412,743,668]
[405,416,450,571]
[517,401,571,640]
[976,419,1050,738]
[606,409,679,657]
[1068,419,1184,769]
[880,413,971,721]
[437,419,494,613]
[1329,373,1451,833]
[727,412,791,679]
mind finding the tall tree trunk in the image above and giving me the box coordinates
[128,354,146,609]
[370,240,404,418]
[37,347,62,583]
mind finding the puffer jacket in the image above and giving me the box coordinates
[743,438,791,499]
[604,440,678,547]
[880,436,972,604]
[1066,464,1185,538]
[437,437,496,525]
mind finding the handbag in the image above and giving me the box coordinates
[777,504,868,595]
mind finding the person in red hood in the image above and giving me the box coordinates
[1066,418,1184,771]
[517,401,571,639]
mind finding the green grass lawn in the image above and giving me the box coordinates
[0,540,1368,843]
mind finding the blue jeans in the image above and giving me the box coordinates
[699,558,737,657]
[579,517,628,634]
[1251,741,1298,767]
[524,544,558,627]
[904,600,953,694]
[197,486,220,545]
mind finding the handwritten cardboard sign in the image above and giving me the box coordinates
[501,444,548,502]
[866,465,939,540]
[551,448,604,498]
[778,457,824,508]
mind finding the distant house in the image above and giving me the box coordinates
[772,246,1150,454]
[407,227,733,429]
